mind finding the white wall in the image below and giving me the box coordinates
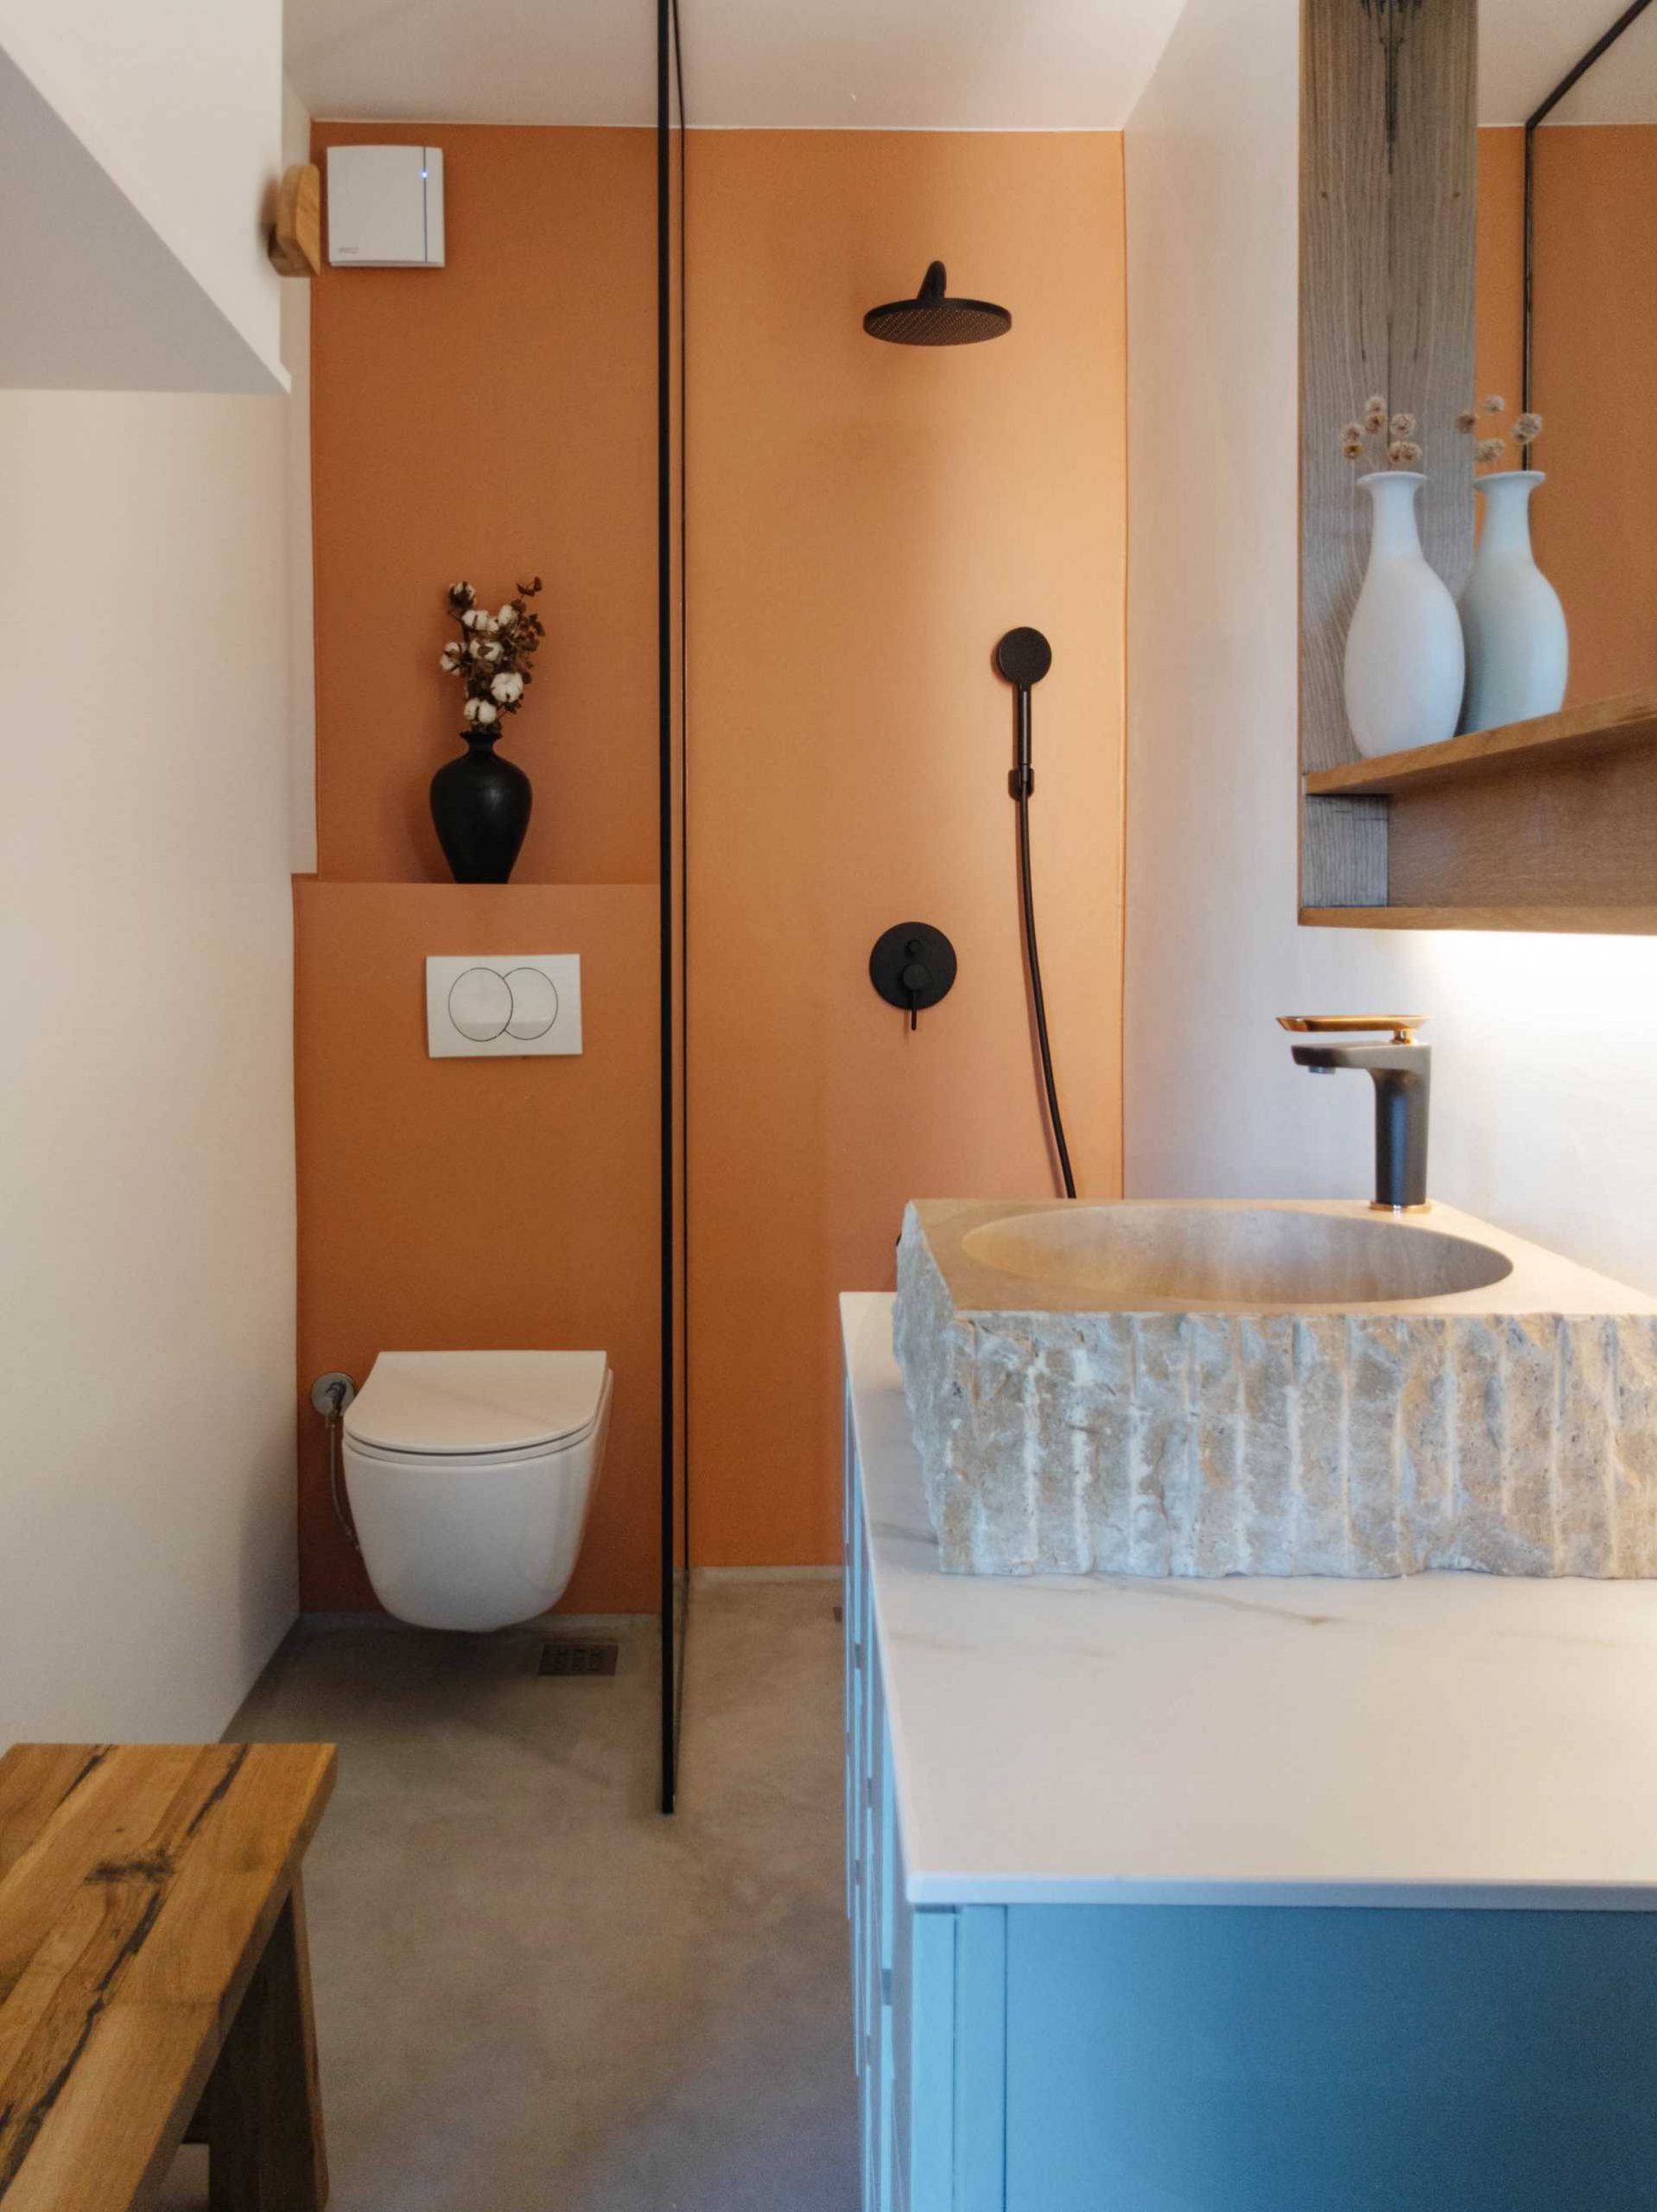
[0,386,301,1743]
[283,76,318,875]
[1124,0,1657,1298]
[0,0,285,386]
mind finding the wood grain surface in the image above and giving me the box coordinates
[0,1743,334,2212]
[1305,684,1657,796]
[1301,904,1657,933]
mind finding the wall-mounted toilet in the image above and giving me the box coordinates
[342,1350,612,1631]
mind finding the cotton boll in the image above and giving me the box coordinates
[462,696,482,723]
[497,603,518,630]
[475,699,498,725]
[491,671,524,704]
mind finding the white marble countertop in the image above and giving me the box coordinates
[842,1290,1657,1910]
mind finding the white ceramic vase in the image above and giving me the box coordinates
[1343,470,1464,759]
[1457,469,1568,734]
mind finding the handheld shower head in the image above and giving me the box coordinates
[995,626,1052,690]
[998,627,1052,801]
[993,623,1076,1199]
[864,261,1012,346]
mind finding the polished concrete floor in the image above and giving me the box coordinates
[158,1580,857,2211]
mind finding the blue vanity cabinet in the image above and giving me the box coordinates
[845,1392,1003,2212]
[843,1381,1657,2212]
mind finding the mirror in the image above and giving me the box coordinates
[1480,1,1657,709]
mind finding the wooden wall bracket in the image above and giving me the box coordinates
[270,162,321,279]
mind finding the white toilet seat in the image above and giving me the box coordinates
[342,1351,613,1631]
[345,1347,607,1458]
[342,1417,600,1470]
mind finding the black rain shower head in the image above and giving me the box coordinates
[863,261,1011,346]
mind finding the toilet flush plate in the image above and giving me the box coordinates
[426,955,582,1058]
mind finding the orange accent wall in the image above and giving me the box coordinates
[295,883,659,1612]
[308,124,656,887]
[683,131,1127,1567]
[297,125,1129,1605]
[1475,129,1524,452]
[297,127,660,1612]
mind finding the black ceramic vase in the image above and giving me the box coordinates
[429,734,532,883]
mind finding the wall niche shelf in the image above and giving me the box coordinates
[1300,687,1657,934]
[1298,0,1657,938]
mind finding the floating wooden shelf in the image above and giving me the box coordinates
[1304,689,1657,800]
[1301,905,1657,936]
[1299,687,1657,933]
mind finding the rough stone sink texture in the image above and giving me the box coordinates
[893,1199,1657,1580]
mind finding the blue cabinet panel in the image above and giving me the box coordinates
[900,1908,957,2212]
[1003,1904,1657,2211]
[953,1910,1006,2212]
[851,1411,962,2212]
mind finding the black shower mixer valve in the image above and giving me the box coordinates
[868,922,958,1032]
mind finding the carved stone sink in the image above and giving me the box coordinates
[894,1198,1657,1580]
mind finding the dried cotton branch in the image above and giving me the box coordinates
[440,575,546,740]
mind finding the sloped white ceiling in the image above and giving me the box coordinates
[284,0,655,125]
[1481,0,1657,125]
[678,0,1190,130]
[286,0,1657,132]
[284,0,1186,128]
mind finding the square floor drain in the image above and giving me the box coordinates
[538,1640,619,1679]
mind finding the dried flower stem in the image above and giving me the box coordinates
[1458,397,1544,472]
[1337,394,1425,473]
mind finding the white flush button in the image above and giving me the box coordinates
[448,966,513,1042]
[426,956,582,1058]
[505,967,558,1039]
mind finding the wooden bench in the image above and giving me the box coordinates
[0,1741,336,2211]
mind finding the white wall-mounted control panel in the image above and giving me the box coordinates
[426,956,581,1059]
[327,145,446,267]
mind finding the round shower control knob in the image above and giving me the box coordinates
[448,966,513,1042]
[869,922,957,1029]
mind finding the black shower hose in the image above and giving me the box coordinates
[1016,788,1076,1199]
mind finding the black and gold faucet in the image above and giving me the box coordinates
[1278,1015,1431,1214]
